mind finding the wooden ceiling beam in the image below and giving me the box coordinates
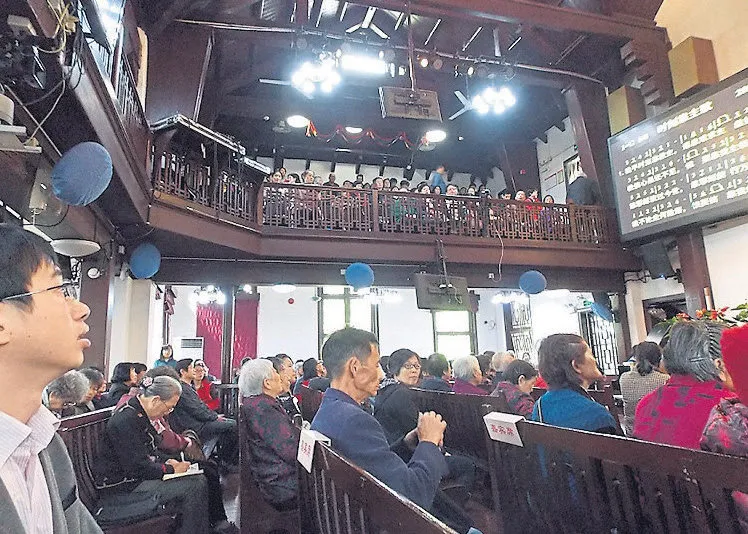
[146,0,202,39]
[352,0,666,43]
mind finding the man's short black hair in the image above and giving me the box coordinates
[425,353,450,378]
[133,363,147,374]
[321,327,379,379]
[175,358,194,377]
[267,356,283,373]
[0,223,58,308]
[80,367,105,387]
[302,358,319,380]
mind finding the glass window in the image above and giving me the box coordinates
[349,298,372,331]
[322,299,346,334]
[323,285,346,295]
[318,287,377,351]
[432,310,476,360]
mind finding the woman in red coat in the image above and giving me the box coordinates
[194,360,220,411]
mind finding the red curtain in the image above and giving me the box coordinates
[196,303,223,376]
[233,297,259,373]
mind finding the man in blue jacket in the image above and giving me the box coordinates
[311,328,448,510]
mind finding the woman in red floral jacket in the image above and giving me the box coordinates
[700,323,748,529]
[193,360,220,411]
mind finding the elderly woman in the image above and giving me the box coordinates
[43,370,89,417]
[95,376,235,534]
[490,360,538,417]
[634,321,734,448]
[618,342,669,435]
[74,367,107,414]
[451,356,488,395]
[240,359,299,510]
[420,353,453,392]
[531,334,618,434]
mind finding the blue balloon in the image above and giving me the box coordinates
[345,263,375,290]
[52,142,113,206]
[519,270,547,295]
[591,302,614,322]
[130,242,161,279]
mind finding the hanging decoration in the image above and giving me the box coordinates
[129,242,161,279]
[306,122,419,150]
[519,270,547,295]
[51,142,113,206]
[345,263,375,291]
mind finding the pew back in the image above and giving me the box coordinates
[299,385,323,422]
[410,389,510,464]
[58,408,115,511]
[485,418,748,534]
[531,386,622,433]
[299,441,458,534]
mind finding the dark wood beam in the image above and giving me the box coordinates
[353,0,667,43]
[146,0,200,39]
[295,0,309,25]
[677,229,713,315]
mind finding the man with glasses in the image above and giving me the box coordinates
[0,223,102,533]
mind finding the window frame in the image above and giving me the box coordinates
[317,287,378,351]
[431,309,478,359]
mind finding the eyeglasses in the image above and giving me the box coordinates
[1,281,78,302]
[402,363,422,371]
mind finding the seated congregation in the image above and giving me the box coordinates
[2,222,747,533]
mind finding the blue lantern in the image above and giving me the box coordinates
[345,263,375,290]
[519,270,547,295]
[129,242,161,279]
[591,302,614,322]
[51,142,113,206]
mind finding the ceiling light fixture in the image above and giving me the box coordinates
[345,126,363,134]
[419,57,429,68]
[340,54,388,75]
[286,115,310,128]
[272,283,297,294]
[424,129,447,143]
[471,86,516,116]
[291,58,341,95]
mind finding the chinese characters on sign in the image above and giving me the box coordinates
[297,428,330,473]
[483,412,525,447]
[609,76,748,240]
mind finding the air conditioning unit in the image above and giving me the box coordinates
[177,337,204,360]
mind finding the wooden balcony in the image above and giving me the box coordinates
[150,158,639,271]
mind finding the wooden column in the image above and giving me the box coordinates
[564,82,615,208]
[677,229,713,315]
[78,255,116,372]
[220,285,236,384]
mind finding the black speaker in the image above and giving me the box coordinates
[414,273,470,311]
[640,240,675,279]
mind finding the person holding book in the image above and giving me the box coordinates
[94,375,236,533]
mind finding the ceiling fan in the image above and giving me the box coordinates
[448,90,474,120]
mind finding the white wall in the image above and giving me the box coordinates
[704,216,748,308]
[530,290,583,343]
[535,118,575,202]
[167,285,200,362]
[473,289,507,353]
[108,278,161,369]
[108,276,133,370]
[257,286,319,360]
[377,288,435,357]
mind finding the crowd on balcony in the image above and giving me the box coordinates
[264,165,561,204]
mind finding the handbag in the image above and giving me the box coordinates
[181,429,207,461]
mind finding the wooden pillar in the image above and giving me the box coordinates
[677,229,713,315]
[564,82,615,208]
[78,255,116,372]
[614,292,631,363]
[220,285,236,384]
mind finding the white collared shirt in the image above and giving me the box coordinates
[0,405,59,534]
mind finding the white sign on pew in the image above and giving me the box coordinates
[297,428,331,473]
[483,412,524,447]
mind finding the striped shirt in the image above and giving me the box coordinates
[0,405,58,534]
[619,369,669,435]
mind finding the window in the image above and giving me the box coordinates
[432,310,477,360]
[318,287,377,350]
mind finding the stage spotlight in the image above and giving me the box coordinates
[467,65,475,77]
[476,64,490,78]
[341,54,388,75]
[432,57,444,70]
[472,95,490,114]
[419,56,429,68]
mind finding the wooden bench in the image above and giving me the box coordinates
[298,440,458,534]
[531,385,623,433]
[299,385,323,422]
[410,388,510,465]
[484,417,748,533]
[57,408,179,534]
[238,404,300,534]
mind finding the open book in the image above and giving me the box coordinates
[163,462,203,481]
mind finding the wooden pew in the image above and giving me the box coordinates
[238,404,301,534]
[410,389,510,465]
[484,417,748,534]
[298,440,458,534]
[57,408,179,534]
[299,385,323,422]
[531,386,623,433]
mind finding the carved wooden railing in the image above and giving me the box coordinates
[77,9,151,179]
[153,151,256,223]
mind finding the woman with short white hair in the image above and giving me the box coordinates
[43,370,89,417]
[240,359,300,510]
[451,356,488,395]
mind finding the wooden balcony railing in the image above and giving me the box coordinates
[153,175,618,245]
[153,151,256,223]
